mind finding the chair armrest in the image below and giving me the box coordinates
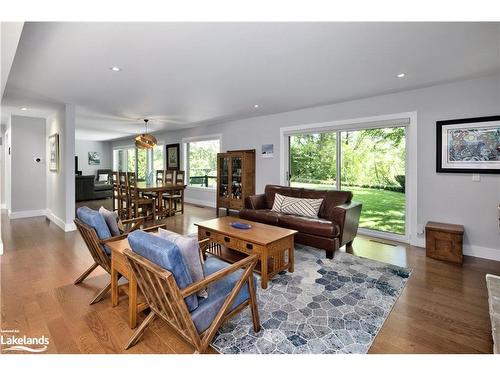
[245,194,267,209]
[121,217,145,234]
[100,233,129,244]
[180,254,258,298]
[142,223,168,232]
[328,201,362,246]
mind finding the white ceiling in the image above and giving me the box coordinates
[2,22,500,140]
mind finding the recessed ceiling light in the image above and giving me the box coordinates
[254,104,259,108]
[21,107,28,111]
[109,66,121,72]
[396,73,406,78]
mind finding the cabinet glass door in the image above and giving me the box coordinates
[219,156,229,198]
[231,156,242,199]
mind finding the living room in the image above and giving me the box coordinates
[1,1,500,373]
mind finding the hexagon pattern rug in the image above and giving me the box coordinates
[211,244,411,354]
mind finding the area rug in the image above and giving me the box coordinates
[211,244,411,354]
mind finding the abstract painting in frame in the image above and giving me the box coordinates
[166,143,180,170]
[48,133,59,172]
[88,151,101,165]
[436,115,500,174]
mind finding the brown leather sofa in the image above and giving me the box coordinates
[239,185,362,259]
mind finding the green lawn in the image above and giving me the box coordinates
[291,182,405,234]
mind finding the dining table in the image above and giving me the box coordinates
[134,181,187,219]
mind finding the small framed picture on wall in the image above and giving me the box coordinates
[436,115,500,174]
[166,143,180,170]
[48,133,59,172]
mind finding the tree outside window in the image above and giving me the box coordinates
[186,139,220,188]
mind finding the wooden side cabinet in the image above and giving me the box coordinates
[216,149,255,216]
[425,221,464,264]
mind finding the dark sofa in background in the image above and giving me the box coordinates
[75,169,113,201]
[239,184,362,259]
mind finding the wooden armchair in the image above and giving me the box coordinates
[74,208,166,305]
[122,233,260,353]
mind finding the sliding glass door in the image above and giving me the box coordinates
[289,126,406,236]
[113,145,164,181]
[289,133,337,190]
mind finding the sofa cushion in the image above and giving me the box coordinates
[300,189,352,218]
[278,214,339,238]
[271,193,323,218]
[239,208,282,225]
[158,228,208,299]
[264,185,303,209]
[128,230,198,312]
[99,206,121,236]
[94,183,112,191]
[191,256,253,333]
[76,206,112,255]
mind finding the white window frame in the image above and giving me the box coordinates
[182,134,222,191]
[280,112,417,246]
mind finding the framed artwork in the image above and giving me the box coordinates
[261,144,274,158]
[88,151,101,165]
[436,115,500,174]
[166,143,180,170]
[48,133,59,172]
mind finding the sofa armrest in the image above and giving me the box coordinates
[329,201,362,247]
[245,194,267,209]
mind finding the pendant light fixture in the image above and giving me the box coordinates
[135,119,157,149]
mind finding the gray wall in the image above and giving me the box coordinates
[112,74,500,258]
[10,115,46,213]
[75,139,112,176]
[46,104,76,229]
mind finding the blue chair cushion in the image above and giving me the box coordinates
[190,256,256,334]
[76,206,112,255]
[128,230,198,312]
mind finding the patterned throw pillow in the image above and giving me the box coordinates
[271,193,323,218]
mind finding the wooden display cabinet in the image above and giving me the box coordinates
[216,149,255,216]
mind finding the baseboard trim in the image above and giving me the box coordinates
[184,197,216,208]
[463,245,500,262]
[8,209,47,220]
[46,210,76,232]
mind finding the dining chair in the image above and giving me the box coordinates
[74,206,149,304]
[118,172,129,219]
[127,172,156,220]
[112,171,121,213]
[162,170,185,215]
[164,170,174,184]
[122,230,260,352]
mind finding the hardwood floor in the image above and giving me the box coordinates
[1,204,498,354]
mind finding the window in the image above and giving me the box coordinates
[185,138,220,188]
[289,125,407,236]
[112,144,165,181]
[153,145,164,172]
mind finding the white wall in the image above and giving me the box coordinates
[75,139,112,176]
[1,124,5,208]
[4,118,11,212]
[113,74,500,260]
[46,104,76,231]
[9,115,46,216]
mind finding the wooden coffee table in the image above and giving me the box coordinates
[196,217,297,289]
